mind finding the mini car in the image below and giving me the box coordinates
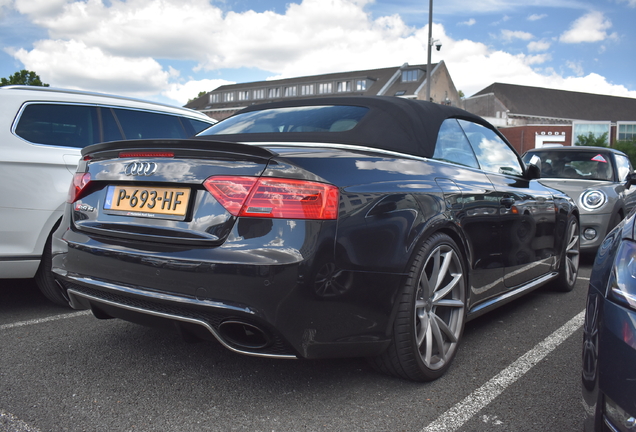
[0,85,216,306]
[51,96,580,381]
[582,209,636,431]
[522,146,636,253]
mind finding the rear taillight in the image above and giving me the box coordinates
[67,172,92,203]
[204,176,339,220]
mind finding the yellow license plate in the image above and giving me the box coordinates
[104,185,190,217]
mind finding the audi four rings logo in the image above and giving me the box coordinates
[125,161,157,176]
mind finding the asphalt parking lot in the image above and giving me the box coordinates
[1,258,593,432]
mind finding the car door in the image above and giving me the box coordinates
[431,119,506,304]
[458,119,558,288]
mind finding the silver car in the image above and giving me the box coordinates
[522,146,636,253]
[0,86,216,306]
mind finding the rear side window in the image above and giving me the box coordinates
[14,104,100,148]
[112,108,188,139]
[432,119,479,169]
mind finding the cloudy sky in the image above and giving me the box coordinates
[1,0,634,107]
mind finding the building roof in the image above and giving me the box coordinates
[185,63,438,112]
[472,83,636,122]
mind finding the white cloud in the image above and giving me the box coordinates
[501,29,534,42]
[492,15,511,26]
[13,0,69,18]
[554,73,636,98]
[163,78,235,105]
[617,0,636,6]
[458,18,476,26]
[566,60,584,76]
[559,11,617,43]
[11,39,171,96]
[0,0,14,15]
[528,14,547,21]
[436,29,636,99]
[527,40,551,52]
[435,0,591,14]
[5,0,636,105]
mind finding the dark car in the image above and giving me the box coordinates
[522,146,636,254]
[51,96,580,381]
[582,210,636,431]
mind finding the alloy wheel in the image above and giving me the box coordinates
[415,244,466,370]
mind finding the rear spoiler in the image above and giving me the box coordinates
[81,139,277,161]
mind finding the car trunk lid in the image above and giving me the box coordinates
[70,139,276,246]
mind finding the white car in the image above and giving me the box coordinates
[0,85,216,306]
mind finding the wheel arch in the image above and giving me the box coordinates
[385,221,471,336]
[406,218,472,281]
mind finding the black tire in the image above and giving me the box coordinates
[35,231,70,307]
[369,233,467,381]
[551,214,580,292]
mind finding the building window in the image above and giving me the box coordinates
[356,80,367,91]
[318,82,332,94]
[237,91,249,101]
[301,84,314,96]
[618,122,636,141]
[210,93,219,103]
[268,88,280,98]
[253,89,265,100]
[337,81,351,92]
[224,92,234,102]
[572,121,611,146]
[284,86,297,97]
[402,70,418,82]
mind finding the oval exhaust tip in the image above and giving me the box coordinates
[218,320,270,350]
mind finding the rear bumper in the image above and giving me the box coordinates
[52,222,399,360]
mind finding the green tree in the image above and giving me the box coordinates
[458,90,465,99]
[188,91,208,104]
[0,69,49,87]
[575,131,609,147]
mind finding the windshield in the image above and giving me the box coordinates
[197,105,369,136]
[524,151,614,181]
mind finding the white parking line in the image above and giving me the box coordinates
[422,310,586,432]
[0,310,91,331]
[0,410,42,432]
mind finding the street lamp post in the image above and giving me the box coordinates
[425,0,433,102]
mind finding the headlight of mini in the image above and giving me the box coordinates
[609,239,636,311]
[580,189,607,211]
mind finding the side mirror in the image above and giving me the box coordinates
[625,171,636,190]
[524,155,541,180]
[525,163,541,180]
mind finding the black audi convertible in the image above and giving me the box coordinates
[51,96,580,381]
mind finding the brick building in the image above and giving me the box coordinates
[464,83,636,154]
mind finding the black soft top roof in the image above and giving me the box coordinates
[194,96,494,158]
